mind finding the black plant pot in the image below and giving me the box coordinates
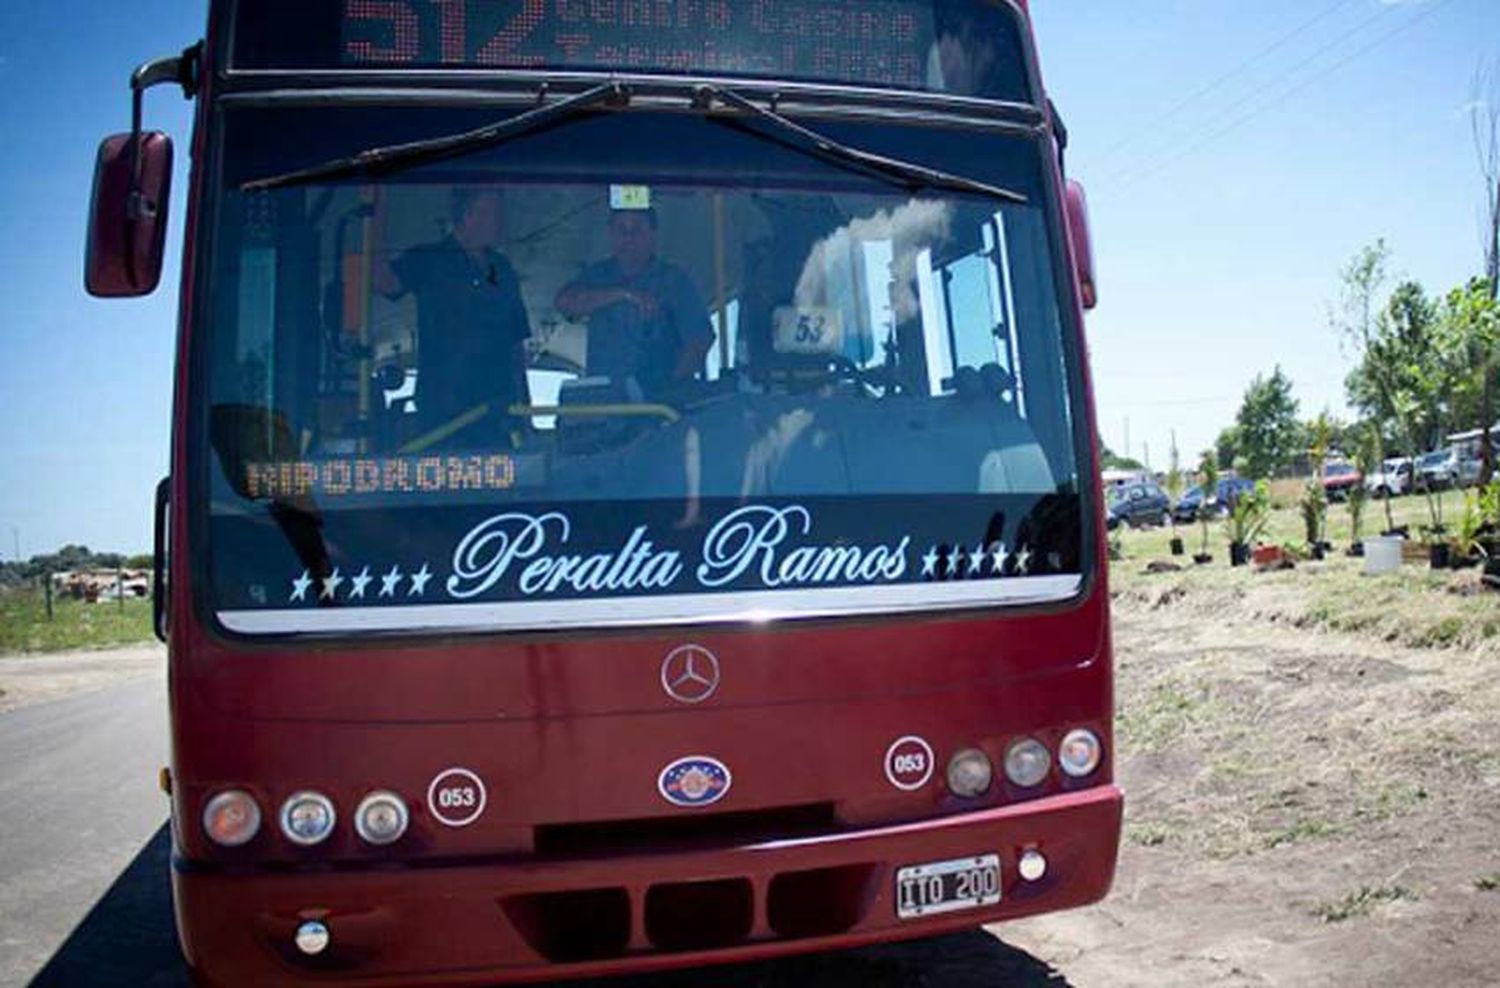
[1193,553,1213,566]
[1348,542,1365,557]
[1311,544,1326,561]
[1429,543,1451,570]
[1229,542,1251,567]
[1170,537,1185,556]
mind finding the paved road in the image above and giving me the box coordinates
[1,672,1071,988]
[0,671,176,986]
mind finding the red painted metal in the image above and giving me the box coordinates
[138,2,1119,983]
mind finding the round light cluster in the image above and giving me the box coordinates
[1059,728,1103,778]
[202,790,261,847]
[946,748,994,797]
[280,791,338,846]
[1004,738,1052,788]
[355,791,410,845]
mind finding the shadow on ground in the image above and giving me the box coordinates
[30,824,1070,988]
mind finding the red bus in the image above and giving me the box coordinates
[86,1,1116,982]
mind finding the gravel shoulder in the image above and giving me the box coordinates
[0,644,164,714]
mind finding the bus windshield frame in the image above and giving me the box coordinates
[187,86,1095,641]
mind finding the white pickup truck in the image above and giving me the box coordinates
[1364,457,1413,497]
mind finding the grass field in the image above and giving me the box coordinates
[1110,486,1499,651]
[0,588,154,655]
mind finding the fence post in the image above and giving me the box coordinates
[117,566,125,613]
[43,571,53,621]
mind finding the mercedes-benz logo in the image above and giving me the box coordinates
[660,644,721,704]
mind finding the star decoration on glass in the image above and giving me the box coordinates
[968,544,987,574]
[921,546,940,576]
[990,542,1010,575]
[319,568,343,600]
[290,570,312,602]
[379,565,403,598]
[348,566,373,600]
[407,563,433,597]
[1015,545,1033,574]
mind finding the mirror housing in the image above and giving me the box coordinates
[1064,180,1097,310]
[85,132,173,298]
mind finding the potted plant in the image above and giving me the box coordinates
[1299,478,1327,560]
[1226,479,1271,567]
[1165,444,1186,557]
[1346,480,1368,556]
[1194,450,1218,565]
[1450,491,1486,569]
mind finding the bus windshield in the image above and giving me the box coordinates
[202,105,1085,634]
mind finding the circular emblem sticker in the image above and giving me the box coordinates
[426,767,487,827]
[658,756,732,808]
[885,735,935,791]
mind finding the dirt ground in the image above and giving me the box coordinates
[0,643,162,713]
[998,574,1500,987]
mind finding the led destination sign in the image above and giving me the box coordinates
[232,1,1032,103]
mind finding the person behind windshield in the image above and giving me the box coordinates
[373,187,531,447]
[554,207,714,398]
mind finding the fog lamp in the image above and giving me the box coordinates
[354,790,409,846]
[202,789,261,847]
[294,920,330,956]
[1003,738,1051,788]
[946,748,993,797]
[1059,728,1102,778]
[280,791,337,846]
[1018,848,1048,882]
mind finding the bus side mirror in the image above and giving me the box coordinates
[85,131,173,297]
[1064,180,1097,310]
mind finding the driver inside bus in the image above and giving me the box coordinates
[373,187,531,447]
[554,207,714,399]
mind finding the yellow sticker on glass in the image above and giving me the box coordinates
[609,184,652,210]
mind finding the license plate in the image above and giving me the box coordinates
[895,854,1002,919]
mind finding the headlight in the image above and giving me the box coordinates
[1003,738,1051,788]
[946,748,993,797]
[202,789,261,847]
[354,790,409,845]
[1059,728,1103,778]
[280,791,337,846]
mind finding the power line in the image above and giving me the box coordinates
[1093,0,1362,167]
[1107,0,1464,193]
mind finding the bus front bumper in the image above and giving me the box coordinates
[174,784,1122,986]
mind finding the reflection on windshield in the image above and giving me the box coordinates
[210,179,1073,502]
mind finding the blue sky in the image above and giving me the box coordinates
[0,0,1495,556]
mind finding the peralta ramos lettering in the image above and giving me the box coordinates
[446,505,910,599]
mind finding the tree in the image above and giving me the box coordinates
[1099,442,1144,472]
[1214,425,1240,472]
[1233,367,1300,479]
[1471,63,1500,481]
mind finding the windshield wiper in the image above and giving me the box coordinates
[242,80,631,192]
[690,84,1026,205]
[241,78,1025,205]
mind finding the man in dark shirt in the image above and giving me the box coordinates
[554,208,714,398]
[375,188,531,447]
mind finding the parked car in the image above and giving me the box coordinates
[1172,476,1257,523]
[1106,482,1172,530]
[1415,448,1460,490]
[1321,461,1363,501]
[1364,457,1413,498]
[1458,455,1486,488]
